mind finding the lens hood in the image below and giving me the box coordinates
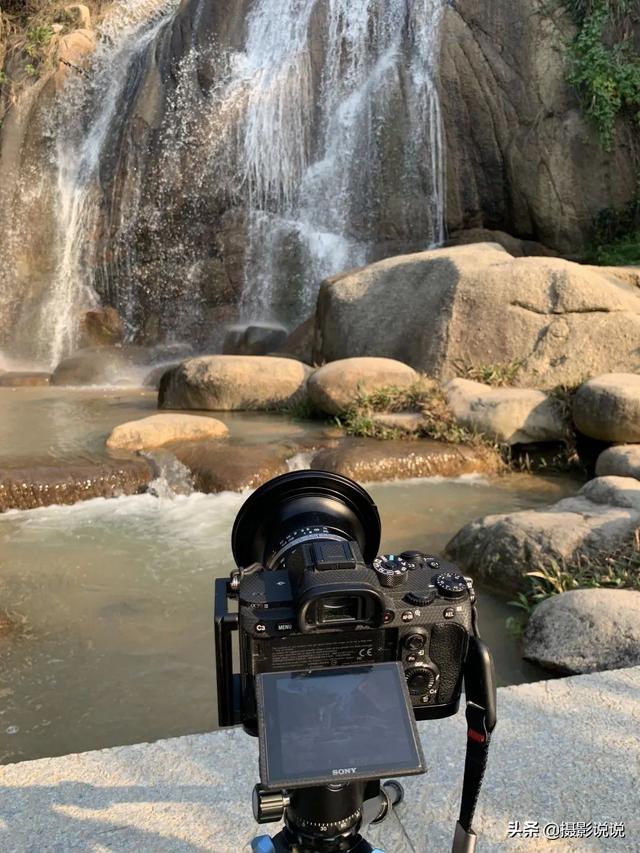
[232,470,381,567]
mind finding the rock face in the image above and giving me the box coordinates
[159,356,312,411]
[278,317,315,364]
[444,229,557,258]
[313,244,640,387]
[310,438,502,483]
[307,358,419,416]
[596,446,640,480]
[0,458,155,512]
[223,323,288,356]
[445,379,566,445]
[447,476,640,592]
[79,307,125,348]
[439,0,638,255]
[523,589,640,674]
[573,374,640,442]
[106,414,229,451]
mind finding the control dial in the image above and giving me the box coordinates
[435,571,468,599]
[404,589,436,607]
[405,665,439,696]
[400,551,441,570]
[253,785,290,824]
[373,554,409,588]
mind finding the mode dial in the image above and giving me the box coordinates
[400,551,441,570]
[373,555,409,588]
[435,571,468,599]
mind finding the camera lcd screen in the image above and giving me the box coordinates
[256,663,425,789]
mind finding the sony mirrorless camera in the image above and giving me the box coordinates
[215,470,477,736]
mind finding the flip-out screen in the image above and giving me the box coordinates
[256,662,425,789]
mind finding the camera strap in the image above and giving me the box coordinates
[452,636,497,853]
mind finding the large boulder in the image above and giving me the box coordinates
[310,437,502,482]
[173,441,291,493]
[596,446,640,480]
[277,317,315,364]
[446,476,640,592]
[313,244,640,388]
[158,356,312,411]
[51,345,192,386]
[444,228,557,258]
[223,323,288,356]
[445,379,566,445]
[307,358,420,416]
[573,374,640,442]
[106,414,229,452]
[79,306,125,348]
[523,589,640,674]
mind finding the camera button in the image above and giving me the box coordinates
[401,611,414,622]
[443,607,455,619]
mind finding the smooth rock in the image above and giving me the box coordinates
[158,356,311,411]
[445,378,566,445]
[371,412,427,434]
[0,458,155,512]
[596,445,640,480]
[573,373,640,442]
[64,3,92,28]
[523,589,640,674]
[79,306,125,348]
[55,28,96,87]
[52,345,191,386]
[313,244,640,387]
[223,323,288,356]
[307,358,420,415]
[172,442,291,493]
[310,438,502,482]
[447,476,640,592]
[106,414,229,452]
[444,228,557,257]
[0,372,51,387]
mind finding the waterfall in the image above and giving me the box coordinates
[233,0,446,322]
[36,1,180,369]
[0,0,445,368]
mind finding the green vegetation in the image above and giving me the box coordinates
[562,0,640,151]
[510,531,640,615]
[588,190,640,265]
[454,358,525,388]
[337,380,486,446]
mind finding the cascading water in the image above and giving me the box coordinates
[234,0,446,322]
[0,0,445,368]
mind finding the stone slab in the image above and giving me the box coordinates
[0,668,638,851]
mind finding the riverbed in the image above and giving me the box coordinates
[0,388,580,764]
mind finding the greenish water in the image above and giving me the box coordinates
[0,390,579,765]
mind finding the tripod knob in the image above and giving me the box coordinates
[252,785,289,824]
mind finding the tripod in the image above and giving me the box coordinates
[250,779,404,853]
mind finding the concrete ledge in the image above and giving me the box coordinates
[0,668,638,852]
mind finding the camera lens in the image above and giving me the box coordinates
[232,470,381,569]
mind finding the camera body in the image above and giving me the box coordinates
[235,531,474,735]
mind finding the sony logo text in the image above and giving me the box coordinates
[332,768,357,776]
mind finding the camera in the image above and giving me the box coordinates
[216,470,475,733]
[215,471,496,853]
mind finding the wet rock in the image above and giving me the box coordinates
[308,358,420,416]
[106,414,229,452]
[277,317,315,364]
[64,4,92,29]
[0,458,155,512]
[0,372,51,387]
[573,374,640,442]
[172,442,291,493]
[310,437,502,482]
[79,306,125,348]
[51,345,191,386]
[596,445,640,480]
[445,379,566,445]
[223,323,288,356]
[313,244,640,387]
[523,589,640,674]
[447,476,640,592]
[158,356,312,411]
